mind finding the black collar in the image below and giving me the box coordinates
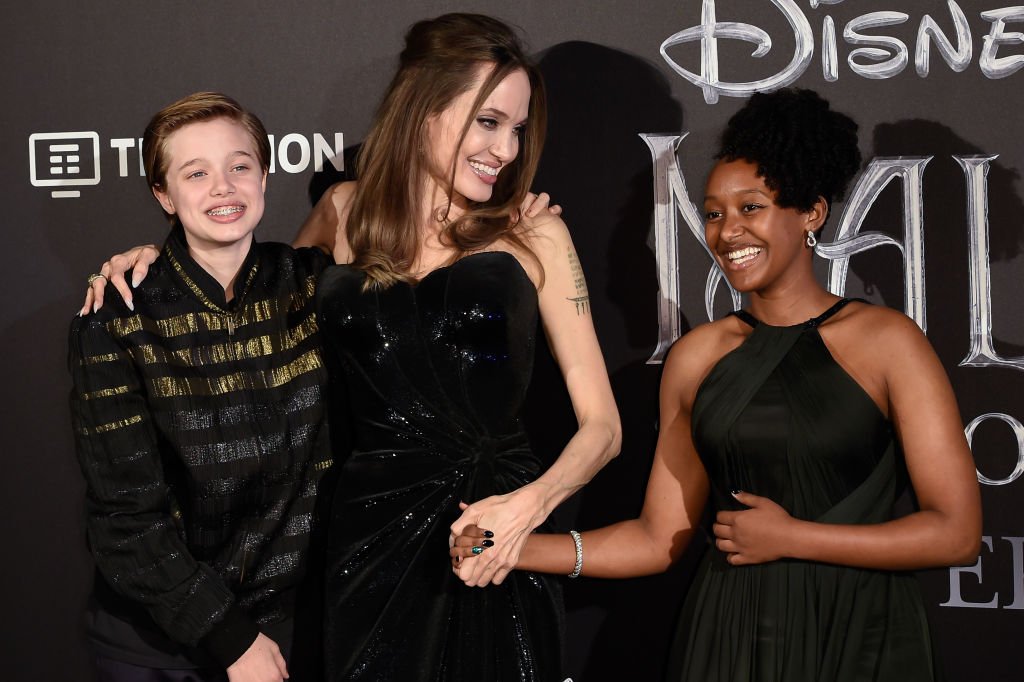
[162,221,260,313]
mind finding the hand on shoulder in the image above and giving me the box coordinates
[516,211,571,253]
[79,244,161,316]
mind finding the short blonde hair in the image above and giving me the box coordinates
[142,91,271,191]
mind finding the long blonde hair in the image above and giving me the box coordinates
[347,13,547,289]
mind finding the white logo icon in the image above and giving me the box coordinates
[29,132,101,198]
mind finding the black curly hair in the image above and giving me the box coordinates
[717,88,861,231]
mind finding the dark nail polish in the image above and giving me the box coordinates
[730,489,740,495]
[481,539,494,547]
[483,530,494,538]
[472,546,484,555]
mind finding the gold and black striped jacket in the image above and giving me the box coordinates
[68,225,333,667]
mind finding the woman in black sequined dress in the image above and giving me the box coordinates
[296,15,621,680]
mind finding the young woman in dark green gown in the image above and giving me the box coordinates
[453,89,982,682]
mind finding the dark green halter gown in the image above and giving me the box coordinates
[668,299,941,682]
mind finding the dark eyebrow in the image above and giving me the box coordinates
[176,150,254,172]
[479,108,528,126]
[478,107,508,120]
[704,188,772,203]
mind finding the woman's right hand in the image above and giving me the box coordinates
[80,244,160,315]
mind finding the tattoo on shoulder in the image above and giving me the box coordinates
[567,247,590,316]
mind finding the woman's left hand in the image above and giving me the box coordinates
[713,491,796,565]
[450,487,548,587]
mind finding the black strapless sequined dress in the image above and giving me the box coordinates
[315,251,563,681]
[668,299,940,682]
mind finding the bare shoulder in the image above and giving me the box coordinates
[668,318,747,372]
[838,300,920,331]
[490,213,571,286]
[824,301,941,404]
[831,301,931,358]
[664,317,748,407]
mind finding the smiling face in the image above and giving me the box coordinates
[424,65,531,207]
[703,158,825,295]
[152,117,267,253]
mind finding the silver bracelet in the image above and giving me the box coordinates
[568,530,583,578]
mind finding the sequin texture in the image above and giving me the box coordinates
[317,252,563,681]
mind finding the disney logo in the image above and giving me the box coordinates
[662,0,1024,104]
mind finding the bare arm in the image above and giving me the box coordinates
[84,184,559,314]
[714,308,982,569]
[451,215,621,586]
[83,180,362,314]
[520,215,622,518]
[454,321,724,582]
[292,182,353,258]
[292,183,559,262]
[519,336,713,579]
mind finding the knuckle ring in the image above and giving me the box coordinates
[87,273,107,285]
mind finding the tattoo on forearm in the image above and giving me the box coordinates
[567,247,590,316]
[567,295,590,315]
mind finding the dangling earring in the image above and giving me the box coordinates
[806,230,817,248]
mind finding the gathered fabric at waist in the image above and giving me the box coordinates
[342,426,539,493]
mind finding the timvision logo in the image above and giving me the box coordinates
[28,131,345,199]
[29,132,102,199]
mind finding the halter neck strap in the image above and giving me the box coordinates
[728,298,866,329]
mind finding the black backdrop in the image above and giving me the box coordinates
[3,2,1022,680]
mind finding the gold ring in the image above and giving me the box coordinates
[87,273,107,286]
